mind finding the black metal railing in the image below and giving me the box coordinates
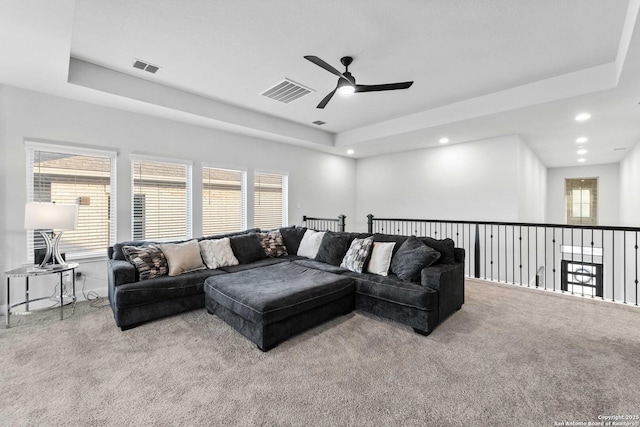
[303,215,346,232]
[367,214,640,306]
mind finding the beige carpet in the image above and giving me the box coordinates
[1,280,639,427]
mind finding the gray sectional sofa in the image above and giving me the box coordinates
[107,226,465,349]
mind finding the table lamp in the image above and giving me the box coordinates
[24,202,78,268]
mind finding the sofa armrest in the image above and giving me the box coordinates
[420,263,465,324]
[108,259,136,288]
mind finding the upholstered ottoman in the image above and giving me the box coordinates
[204,263,355,351]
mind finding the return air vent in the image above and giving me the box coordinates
[261,78,314,104]
[133,59,160,74]
[312,120,326,125]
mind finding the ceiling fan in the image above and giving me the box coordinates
[304,55,413,109]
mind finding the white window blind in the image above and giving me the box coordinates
[26,146,116,260]
[132,158,192,241]
[202,167,246,235]
[254,172,287,229]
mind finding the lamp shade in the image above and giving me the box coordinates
[24,202,78,230]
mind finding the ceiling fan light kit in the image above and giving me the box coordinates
[304,55,413,109]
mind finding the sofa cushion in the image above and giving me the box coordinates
[340,236,374,273]
[199,238,239,269]
[314,232,351,266]
[280,226,307,255]
[421,237,456,264]
[199,228,260,242]
[218,257,288,273]
[114,268,225,307]
[294,259,349,274]
[258,230,288,258]
[160,239,207,277]
[297,230,326,258]
[230,233,268,264]
[344,271,438,310]
[204,263,354,325]
[121,245,168,281]
[391,236,441,282]
[366,242,396,276]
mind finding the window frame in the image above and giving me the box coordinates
[565,177,598,226]
[202,164,247,235]
[253,169,288,229]
[130,154,193,242]
[25,141,118,261]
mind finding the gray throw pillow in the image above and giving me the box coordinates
[230,233,267,264]
[315,232,351,266]
[390,236,441,282]
[280,227,307,255]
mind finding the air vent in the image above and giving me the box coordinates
[312,120,326,125]
[261,78,314,103]
[614,147,627,151]
[133,59,160,74]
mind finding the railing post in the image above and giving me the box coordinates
[302,215,307,225]
[474,223,481,278]
[367,214,374,233]
[338,215,346,232]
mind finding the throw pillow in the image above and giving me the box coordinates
[314,232,351,266]
[122,245,168,280]
[198,238,239,269]
[340,236,374,273]
[160,239,206,277]
[258,230,288,258]
[297,230,326,258]
[280,226,307,255]
[229,233,267,264]
[390,236,441,282]
[421,237,455,264]
[366,242,396,276]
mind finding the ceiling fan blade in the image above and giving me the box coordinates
[355,81,414,92]
[317,88,337,109]
[304,55,345,78]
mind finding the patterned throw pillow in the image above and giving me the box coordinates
[122,245,168,280]
[258,231,288,258]
[340,237,374,273]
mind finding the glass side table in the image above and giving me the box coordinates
[4,263,79,328]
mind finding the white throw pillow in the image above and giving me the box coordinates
[366,242,396,276]
[160,239,206,276]
[297,230,326,258]
[199,238,239,269]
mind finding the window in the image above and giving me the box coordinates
[132,158,192,241]
[202,166,246,235]
[26,143,116,260]
[565,178,598,225]
[254,171,287,229]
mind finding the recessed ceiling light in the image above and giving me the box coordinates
[346,149,354,155]
[577,158,586,163]
[575,113,591,122]
[576,137,588,143]
[439,137,449,144]
[577,148,588,155]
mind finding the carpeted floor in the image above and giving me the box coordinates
[1,279,639,427]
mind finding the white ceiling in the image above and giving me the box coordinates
[1,0,640,166]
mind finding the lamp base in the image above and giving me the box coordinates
[38,231,67,268]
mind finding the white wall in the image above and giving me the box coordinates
[517,138,547,222]
[546,163,620,226]
[0,85,356,308]
[355,135,532,231]
[620,142,640,226]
